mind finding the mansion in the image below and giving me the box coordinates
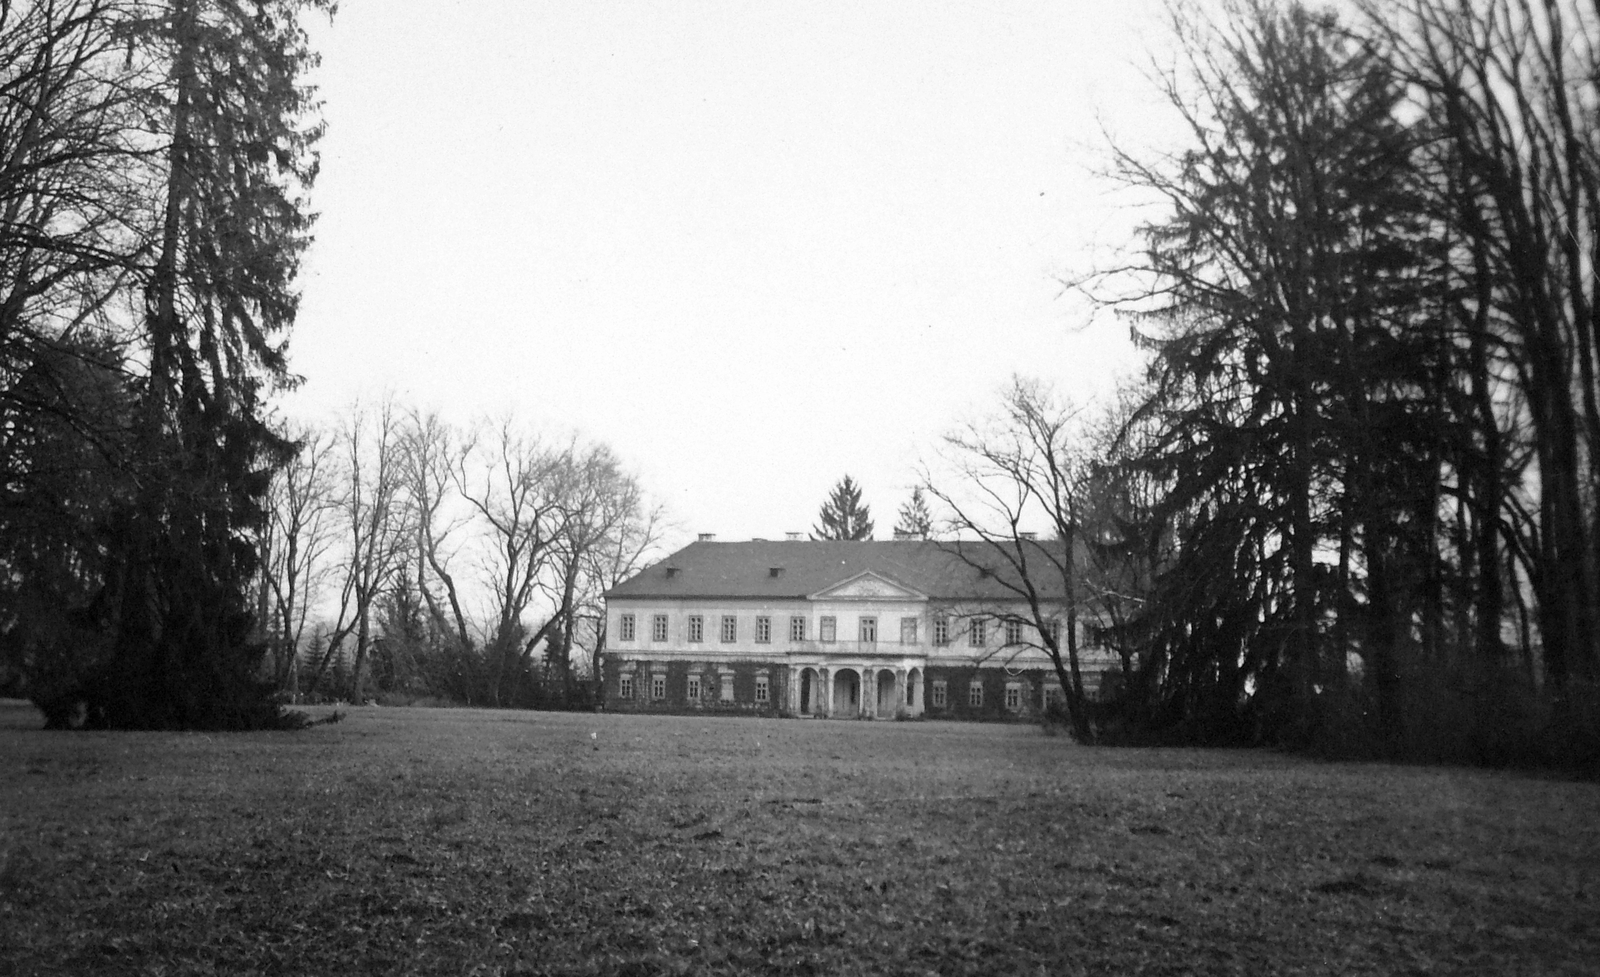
[601,537,1114,720]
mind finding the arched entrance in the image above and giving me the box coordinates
[799,667,822,716]
[876,669,899,718]
[831,668,860,718]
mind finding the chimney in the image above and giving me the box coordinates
[768,567,784,578]
[698,533,716,542]
[785,531,802,541]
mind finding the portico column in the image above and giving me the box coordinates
[818,668,830,718]
[896,668,907,713]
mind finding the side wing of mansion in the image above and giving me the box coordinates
[601,538,1114,720]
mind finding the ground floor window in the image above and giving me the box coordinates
[619,675,634,699]
[720,674,735,702]
[652,674,666,699]
[755,675,769,702]
[687,675,701,700]
[1005,683,1022,710]
[969,682,984,707]
[1043,685,1063,708]
[931,680,947,708]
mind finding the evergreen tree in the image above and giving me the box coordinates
[894,487,934,539]
[812,476,874,541]
[0,1,331,729]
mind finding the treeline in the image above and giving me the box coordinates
[933,0,1600,765]
[258,400,661,710]
[1092,0,1600,763]
[0,1,331,729]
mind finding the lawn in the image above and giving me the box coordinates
[1,702,1595,976]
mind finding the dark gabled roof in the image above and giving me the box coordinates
[604,539,1070,601]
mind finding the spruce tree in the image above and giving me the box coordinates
[894,487,934,539]
[812,476,874,541]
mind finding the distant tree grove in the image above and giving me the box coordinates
[255,399,663,711]
[933,0,1600,765]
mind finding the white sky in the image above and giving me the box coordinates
[284,0,1178,547]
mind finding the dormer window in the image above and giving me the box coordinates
[665,566,681,578]
[768,567,784,577]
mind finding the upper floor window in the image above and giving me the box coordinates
[933,617,950,646]
[1005,619,1023,646]
[790,616,807,641]
[859,616,877,643]
[721,615,737,643]
[1048,618,1063,646]
[755,616,772,643]
[652,614,669,642]
[687,615,704,643]
[619,613,635,642]
[969,618,987,647]
[900,617,919,644]
[820,616,837,642]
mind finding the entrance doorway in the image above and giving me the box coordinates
[876,669,899,718]
[831,669,859,718]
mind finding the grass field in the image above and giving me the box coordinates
[1,702,1596,976]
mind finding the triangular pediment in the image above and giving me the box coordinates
[808,570,926,602]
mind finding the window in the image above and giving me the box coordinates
[789,616,807,641]
[820,616,837,642]
[652,614,668,642]
[756,616,771,643]
[1043,685,1063,708]
[620,614,635,642]
[1048,618,1063,646]
[651,674,666,700]
[687,675,701,700]
[688,615,704,643]
[720,674,735,702]
[1005,683,1022,710]
[969,681,984,707]
[931,680,947,707]
[900,617,919,644]
[969,618,987,647]
[755,675,769,702]
[933,617,950,646]
[1005,619,1023,645]
[859,616,877,643]
[619,675,634,699]
[721,615,736,643]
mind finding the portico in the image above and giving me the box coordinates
[789,657,927,719]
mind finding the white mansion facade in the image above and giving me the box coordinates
[601,538,1113,720]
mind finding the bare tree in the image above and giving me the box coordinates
[258,419,338,691]
[399,407,475,661]
[304,397,411,700]
[455,419,569,707]
[925,377,1098,741]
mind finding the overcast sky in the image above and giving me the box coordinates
[284,0,1177,547]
